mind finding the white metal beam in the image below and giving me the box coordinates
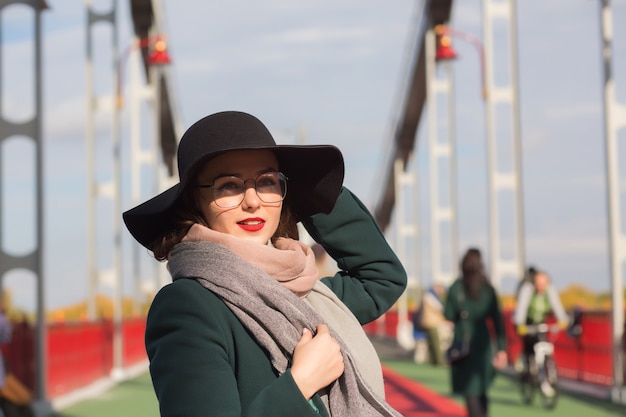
[599,0,626,404]
[483,0,525,290]
[426,27,459,287]
[85,0,124,378]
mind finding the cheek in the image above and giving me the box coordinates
[200,203,221,229]
[268,205,283,231]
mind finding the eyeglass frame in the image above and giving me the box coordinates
[197,171,289,209]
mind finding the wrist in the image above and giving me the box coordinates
[290,368,315,400]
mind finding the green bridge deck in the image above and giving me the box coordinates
[50,359,625,417]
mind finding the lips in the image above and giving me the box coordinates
[237,218,265,232]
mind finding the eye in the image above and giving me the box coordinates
[257,173,279,188]
[215,177,243,194]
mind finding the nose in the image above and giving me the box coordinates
[241,182,260,210]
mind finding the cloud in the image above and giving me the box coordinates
[543,102,602,121]
[451,0,483,28]
[44,94,87,138]
[263,26,370,45]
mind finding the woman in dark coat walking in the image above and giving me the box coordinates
[123,111,406,416]
[444,248,507,417]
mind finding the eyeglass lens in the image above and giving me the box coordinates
[212,172,287,208]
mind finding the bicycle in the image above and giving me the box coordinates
[517,323,561,409]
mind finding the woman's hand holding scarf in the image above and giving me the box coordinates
[291,324,345,400]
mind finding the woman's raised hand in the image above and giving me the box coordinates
[291,324,345,400]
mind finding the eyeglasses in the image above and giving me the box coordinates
[198,171,288,209]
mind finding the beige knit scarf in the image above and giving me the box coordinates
[167,224,402,417]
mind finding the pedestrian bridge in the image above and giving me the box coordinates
[0,0,624,415]
[2,309,624,416]
[46,336,626,417]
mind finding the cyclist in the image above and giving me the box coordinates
[513,270,568,396]
[514,266,537,298]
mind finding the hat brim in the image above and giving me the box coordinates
[123,144,344,249]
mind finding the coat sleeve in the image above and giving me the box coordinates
[444,279,459,322]
[301,187,407,325]
[145,280,321,417]
[488,286,507,351]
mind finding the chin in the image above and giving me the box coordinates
[239,234,270,245]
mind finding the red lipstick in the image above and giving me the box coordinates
[237,217,265,232]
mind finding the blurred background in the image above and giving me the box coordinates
[0,0,624,413]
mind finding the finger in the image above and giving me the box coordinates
[315,324,329,335]
[298,328,313,344]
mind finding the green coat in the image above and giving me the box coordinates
[145,187,407,417]
[443,278,506,396]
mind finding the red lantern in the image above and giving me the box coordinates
[435,25,457,61]
[148,40,171,65]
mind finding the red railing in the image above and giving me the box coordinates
[1,309,624,400]
[1,318,147,399]
[1,321,36,393]
[364,308,626,387]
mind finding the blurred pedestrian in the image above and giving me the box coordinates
[0,296,11,391]
[0,295,34,417]
[0,295,9,417]
[444,248,507,417]
[413,283,448,365]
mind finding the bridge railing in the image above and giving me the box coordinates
[364,308,626,387]
[1,308,623,401]
[1,318,148,399]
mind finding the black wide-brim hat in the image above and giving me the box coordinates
[123,111,345,249]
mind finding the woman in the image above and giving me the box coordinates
[123,111,406,417]
[444,248,507,417]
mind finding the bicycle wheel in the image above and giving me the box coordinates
[519,358,536,405]
[519,370,535,405]
[539,355,559,409]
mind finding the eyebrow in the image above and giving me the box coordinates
[212,167,278,180]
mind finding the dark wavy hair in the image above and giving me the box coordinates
[460,247,490,300]
[148,178,299,261]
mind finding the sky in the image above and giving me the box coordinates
[1,0,625,310]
